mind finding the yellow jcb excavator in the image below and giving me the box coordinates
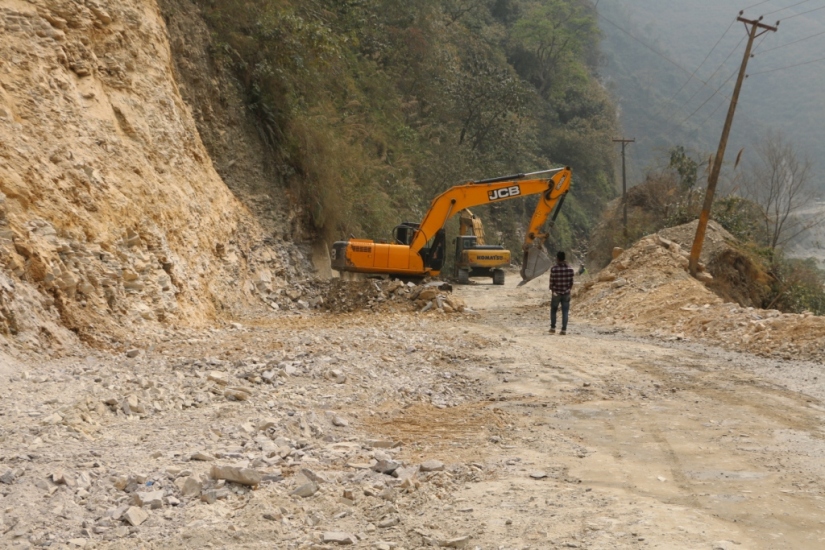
[455,209,511,285]
[330,167,571,284]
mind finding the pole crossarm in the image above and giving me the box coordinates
[738,15,778,34]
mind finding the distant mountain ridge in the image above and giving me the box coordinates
[598,0,825,187]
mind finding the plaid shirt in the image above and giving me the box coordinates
[549,262,574,295]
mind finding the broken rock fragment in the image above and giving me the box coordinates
[441,535,471,548]
[420,459,444,472]
[207,371,228,385]
[224,387,251,401]
[190,452,214,461]
[372,459,401,475]
[210,465,262,486]
[325,369,347,384]
[179,477,202,498]
[122,506,148,527]
[291,481,319,498]
[377,516,400,528]
[322,532,357,545]
[134,490,164,509]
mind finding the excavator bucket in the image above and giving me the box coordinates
[519,244,553,286]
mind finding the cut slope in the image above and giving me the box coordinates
[0,0,299,353]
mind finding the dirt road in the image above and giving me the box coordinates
[1,273,824,549]
[444,273,825,549]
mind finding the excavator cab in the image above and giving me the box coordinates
[392,222,419,245]
[393,222,445,272]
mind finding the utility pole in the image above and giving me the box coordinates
[613,138,635,244]
[688,12,778,275]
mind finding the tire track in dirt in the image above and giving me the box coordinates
[447,273,825,548]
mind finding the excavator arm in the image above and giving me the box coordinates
[519,169,571,284]
[330,167,571,280]
[409,168,571,255]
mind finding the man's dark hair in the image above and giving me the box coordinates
[556,251,565,261]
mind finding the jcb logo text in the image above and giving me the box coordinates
[488,186,521,201]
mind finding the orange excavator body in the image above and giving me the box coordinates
[330,168,571,282]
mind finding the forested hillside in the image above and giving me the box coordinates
[193,0,617,257]
[599,0,825,184]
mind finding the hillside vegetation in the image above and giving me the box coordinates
[194,0,618,256]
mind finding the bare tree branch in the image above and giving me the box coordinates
[741,130,822,251]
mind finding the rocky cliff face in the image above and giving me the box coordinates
[0,0,311,355]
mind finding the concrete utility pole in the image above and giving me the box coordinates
[613,138,635,244]
[688,12,778,275]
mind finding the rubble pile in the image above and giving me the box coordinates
[0,315,512,549]
[576,232,825,362]
[322,279,468,314]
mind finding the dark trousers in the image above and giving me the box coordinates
[551,293,570,330]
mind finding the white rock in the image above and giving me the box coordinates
[291,481,319,498]
[178,477,202,497]
[210,465,262,486]
[122,506,148,526]
[441,535,471,548]
[420,459,444,472]
[134,489,164,509]
[372,459,401,475]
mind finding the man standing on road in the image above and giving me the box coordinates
[549,251,574,335]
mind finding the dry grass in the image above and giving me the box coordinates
[361,402,510,462]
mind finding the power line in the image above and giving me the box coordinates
[764,0,814,16]
[749,30,771,54]
[682,66,740,124]
[595,5,746,129]
[783,4,825,20]
[695,32,770,126]
[596,12,696,78]
[750,53,825,74]
[742,0,775,10]
[756,28,825,52]
[665,18,737,107]
[669,34,746,120]
[697,94,729,128]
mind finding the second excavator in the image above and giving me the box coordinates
[330,167,571,284]
[454,209,510,285]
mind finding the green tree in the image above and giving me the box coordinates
[509,0,598,99]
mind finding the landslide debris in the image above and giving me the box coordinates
[0,315,505,549]
[658,220,771,308]
[575,229,825,362]
[322,279,468,314]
